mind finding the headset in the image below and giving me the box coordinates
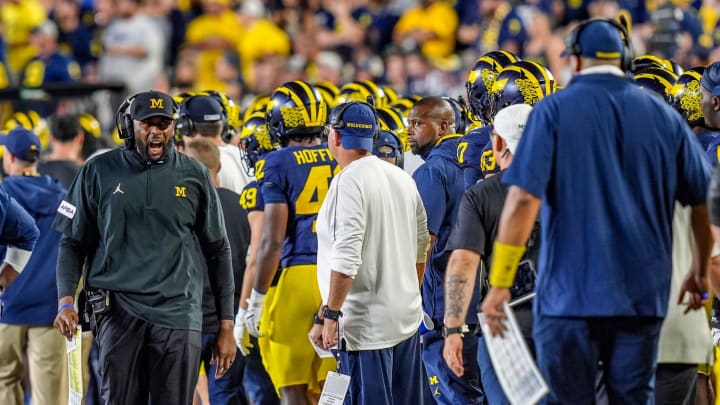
[566,17,635,72]
[115,92,179,146]
[174,92,229,141]
[329,97,381,143]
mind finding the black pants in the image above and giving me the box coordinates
[655,363,698,405]
[95,304,202,405]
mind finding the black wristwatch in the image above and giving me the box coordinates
[442,324,470,338]
[321,305,343,321]
[313,314,324,325]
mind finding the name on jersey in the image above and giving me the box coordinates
[293,148,333,165]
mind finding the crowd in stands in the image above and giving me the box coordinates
[2,0,720,129]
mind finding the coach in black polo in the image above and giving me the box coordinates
[53,90,236,405]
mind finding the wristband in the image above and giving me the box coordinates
[321,305,342,321]
[57,303,74,314]
[313,314,324,325]
[489,241,526,288]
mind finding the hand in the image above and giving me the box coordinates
[244,289,266,337]
[678,270,709,314]
[480,287,511,337]
[54,299,78,341]
[309,322,323,348]
[212,322,237,379]
[322,318,339,350]
[233,310,251,356]
[0,264,19,290]
[443,333,465,377]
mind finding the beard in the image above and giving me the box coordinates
[136,135,173,162]
[411,141,432,157]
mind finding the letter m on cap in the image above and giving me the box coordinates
[150,98,164,109]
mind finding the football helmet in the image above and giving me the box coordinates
[671,67,705,127]
[442,96,471,134]
[313,81,341,110]
[338,80,386,107]
[486,60,556,121]
[5,110,49,150]
[632,67,678,105]
[391,95,422,118]
[376,107,409,152]
[373,129,404,168]
[466,50,520,124]
[240,110,278,176]
[266,80,327,146]
[631,55,684,76]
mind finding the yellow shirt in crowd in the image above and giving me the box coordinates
[238,19,290,87]
[394,1,458,62]
[2,0,46,74]
[186,10,243,91]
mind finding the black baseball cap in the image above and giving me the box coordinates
[131,90,176,121]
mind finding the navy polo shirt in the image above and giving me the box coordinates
[504,72,710,318]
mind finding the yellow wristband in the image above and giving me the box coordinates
[489,241,526,288]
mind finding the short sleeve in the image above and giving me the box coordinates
[258,155,288,205]
[503,101,556,198]
[413,164,446,236]
[676,123,711,206]
[240,182,265,214]
[445,185,487,254]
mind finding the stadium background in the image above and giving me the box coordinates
[0,0,718,140]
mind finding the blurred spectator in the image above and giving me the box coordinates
[364,0,400,54]
[464,0,525,56]
[21,21,81,118]
[98,0,165,95]
[312,51,344,84]
[171,46,198,94]
[1,0,47,77]
[54,0,95,73]
[237,0,291,89]
[216,52,244,101]
[314,0,367,59]
[252,54,289,94]
[384,47,407,94]
[142,0,187,68]
[393,0,458,64]
[22,20,81,84]
[185,0,242,92]
[38,114,83,189]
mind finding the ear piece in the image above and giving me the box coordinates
[568,18,634,73]
[115,93,139,141]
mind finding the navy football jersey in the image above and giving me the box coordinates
[258,145,339,268]
[458,126,497,189]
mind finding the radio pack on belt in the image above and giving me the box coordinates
[86,288,111,315]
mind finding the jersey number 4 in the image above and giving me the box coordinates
[295,165,340,215]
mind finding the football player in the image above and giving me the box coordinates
[459,50,518,188]
[244,81,338,404]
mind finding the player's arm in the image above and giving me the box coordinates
[239,210,263,311]
[253,202,287,293]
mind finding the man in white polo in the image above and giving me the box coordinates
[313,101,431,404]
